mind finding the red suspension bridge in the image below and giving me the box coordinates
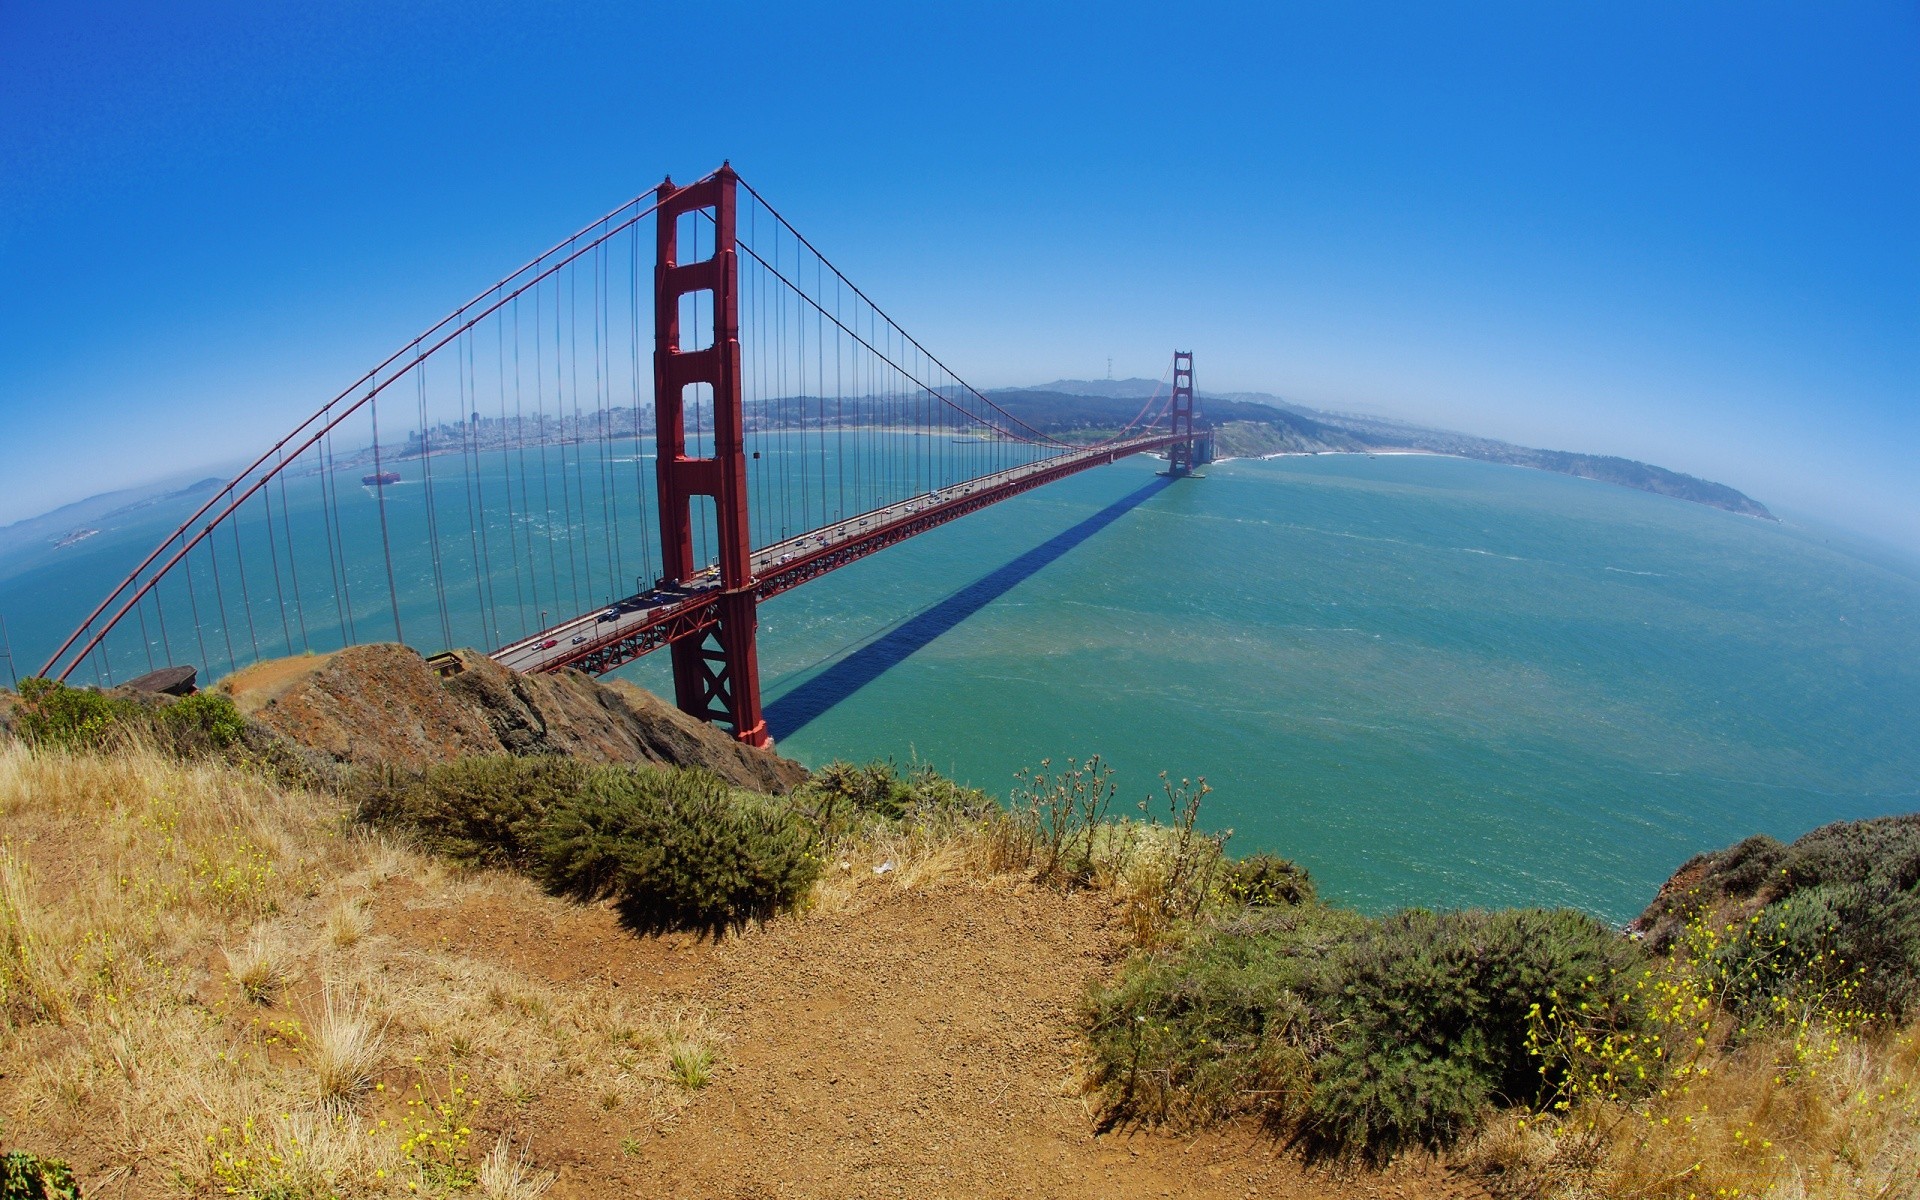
[42,165,1208,747]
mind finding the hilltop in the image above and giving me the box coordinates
[997,380,1776,520]
[4,652,1917,1198]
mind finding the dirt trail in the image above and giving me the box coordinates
[404,872,1488,1199]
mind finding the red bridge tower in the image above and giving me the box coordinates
[1168,350,1198,477]
[653,165,768,747]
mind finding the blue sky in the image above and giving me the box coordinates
[3,2,1915,550]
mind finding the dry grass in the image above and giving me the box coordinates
[309,985,385,1107]
[1460,1012,1920,1198]
[0,740,723,1197]
[478,1133,555,1199]
[806,807,1222,956]
[326,895,373,948]
[226,926,301,1003]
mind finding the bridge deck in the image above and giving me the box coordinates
[491,432,1184,676]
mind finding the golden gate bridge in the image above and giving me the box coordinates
[41,164,1208,747]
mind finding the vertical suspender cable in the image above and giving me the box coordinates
[595,238,621,595]
[206,494,239,674]
[276,453,310,654]
[320,427,355,645]
[368,393,407,645]
[454,330,492,642]
[629,223,654,591]
[416,362,454,650]
[560,260,589,606]
[503,310,533,636]
[259,482,292,654]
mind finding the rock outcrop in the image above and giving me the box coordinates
[221,644,807,793]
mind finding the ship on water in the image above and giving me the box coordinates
[361,471,401,486]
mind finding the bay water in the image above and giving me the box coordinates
[5,449,1915,923]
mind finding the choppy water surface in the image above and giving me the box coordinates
[6,452,1916,921]
[627,453,1920,921]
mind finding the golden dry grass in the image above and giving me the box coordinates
[1460,1001,1920,1198]
[0,740,721,1197]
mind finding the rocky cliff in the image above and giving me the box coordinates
[219,643,807,792]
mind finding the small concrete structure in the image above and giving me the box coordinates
[122,665,197,696]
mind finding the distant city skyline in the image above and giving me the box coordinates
[2,2,1914,553]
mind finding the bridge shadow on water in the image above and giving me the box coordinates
[764,474,1174,740]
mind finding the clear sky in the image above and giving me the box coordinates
[3,2,1915,551]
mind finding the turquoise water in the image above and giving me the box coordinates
[5,451,1916,922]
[627,453,1920,922]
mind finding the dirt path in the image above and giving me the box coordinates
[439,873,1488,1199]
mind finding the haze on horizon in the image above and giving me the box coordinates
[2,3,1914,556]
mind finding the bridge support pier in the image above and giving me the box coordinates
[654,165,768,747]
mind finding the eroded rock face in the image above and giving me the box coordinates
[226,644,807,793]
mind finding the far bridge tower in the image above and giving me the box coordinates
[1168,350,1200,476]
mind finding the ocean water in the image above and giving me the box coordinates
[627,453,1920,922]
[5,451,1916,922]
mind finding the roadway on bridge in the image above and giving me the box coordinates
[490,438,1173,674]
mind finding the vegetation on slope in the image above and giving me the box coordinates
[1084,812,1920,1197]
[356,756,823,936]
[4,675,1916,1198]
[0,735,720,1198]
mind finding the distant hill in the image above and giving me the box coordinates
[991,383,1776,521]
[0,475,224,563]
[1025,377,1166,400]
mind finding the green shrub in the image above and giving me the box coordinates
[792,759,998,841]
[1,1149,82,1199]
[1780,814,1920,894]
[1086,903,1640,1161]
[1085,904,1365,1127]
[1717,881,1920,1019]
[12,678,136,750]
[538,767,822,935]
[10,678,246,760]
[357,756,588,869]
[155,692,247,753]
[1702,834,1788,899]
[1675,815,1920,1020]
[806,760,915,821]
[1219,853,1316,908]
[1306,907,1635,1161]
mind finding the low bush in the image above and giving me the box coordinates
[1,1149,82,1199]
[538,767,822,935]
[1716,880,1920,1019]
[1780,813,1920,895]
[1086,904,1363,1127]
[805,760,915,821]
[356,755,589,869]
[9,678,245,758]
[10,678,135,751]
[790,758,996,841]
[1307,907,1636,1161]
[154,691,247,752]
[1219,853,1315,908]
[1086,902,1640,1161]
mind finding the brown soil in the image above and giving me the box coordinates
[220,651,337,715]
[382,871,1490,1200]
